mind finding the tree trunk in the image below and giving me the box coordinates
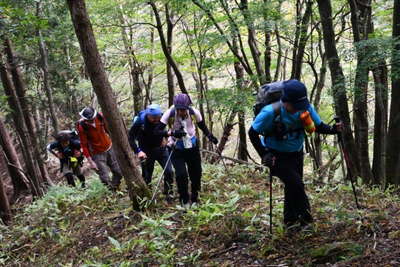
[37,3,59,134]
[291,0,313,80]
[263,0,272,83]
[239,0,265,84]
[234,60,247,161]
[0,167,11,225]
[349,0,373,184]
[166,4,175,107]
[4,39,52,187]
[67,0,149,210]
[144,19,155,108]
[372,63,388,185]
[149,1,187,94]
[237,111,247,161]
[274,26,282,81]
[0,118,30,197]
[317,0,360,179]
[386,0,400,185]
[0,59,42,197]
[117,4,144,114]
[212,110,237,162]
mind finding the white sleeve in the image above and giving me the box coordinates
[161,106,173,125]
[192,108,203,123]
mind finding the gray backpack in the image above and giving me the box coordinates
[253,81,285,117]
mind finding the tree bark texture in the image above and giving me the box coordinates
[0,169,11,225]
[317,0,360,179]
[0,118,30,197]
[0,59,42,196]
[386,0,400,185]
[291,0,313,81]
[117,4,144,114]
[348,0,373,183]
[4,39,52,187]
[67,0,150,210]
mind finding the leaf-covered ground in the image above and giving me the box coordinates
[1,163,400,266]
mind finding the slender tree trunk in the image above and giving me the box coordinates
[166,4,175,107]
[36,3,59,134]
[0,167,11,225]
[212,110,237,162]
[0,59,41,197]
[263,0,272,83]
[192,0,254,77]
[234,61,247,161]
[64,45,79,116]
[144,20,155,107]
[237,111,247,161]
[239,0,265,84]
[311,54,327,173]
[291,0,313,80]
[274,26,282,81]
[149,1,187,94]
[67,0,149,210]
[349,0,373,184]
[4,39,52,187]
[386,0,400,185]
[372,63,388,185]
[118,4,143,114]
[317,0,360,179]
[0,118,30,197]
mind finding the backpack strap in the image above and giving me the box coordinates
[168,107,196,127]
[271,101,282,119]
[77,113,105,134]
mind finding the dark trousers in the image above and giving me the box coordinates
[141,147,173,195]
[271,150,312,225]
[65,173,85,187]
[171,146,202,204]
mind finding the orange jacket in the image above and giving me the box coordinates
[77,114,112,157]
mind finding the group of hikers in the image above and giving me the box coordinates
[47,79,341,229]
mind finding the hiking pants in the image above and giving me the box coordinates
[92,147,123,188]
[271,150,312,225]
[60,160,85,187]
[171,145,202,204]
[141,147,173,195]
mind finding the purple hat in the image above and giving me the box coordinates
[281,79,310,111]
[173,93,192,109]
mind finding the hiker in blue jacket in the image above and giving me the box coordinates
[248,79,341,228]
[128,104,174,202]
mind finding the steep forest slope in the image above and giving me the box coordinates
[1,164,399,266]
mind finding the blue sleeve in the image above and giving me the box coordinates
[308,105,322,125]
[47,142,59,151]
[252,105,275,134]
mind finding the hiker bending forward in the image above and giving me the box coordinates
[47,131,85,188]
[248,80,341,227]
[77,107,122,190]
[156,94,218,206]
[128,104,174,202]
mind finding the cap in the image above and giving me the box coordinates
[281,79,310,111]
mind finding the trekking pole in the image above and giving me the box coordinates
[269,167,273,235]
[150,147,174,203]
[334,117,360,209]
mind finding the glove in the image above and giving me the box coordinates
[207,134,218,145]
[262,150,275,168]
[172,129,187,138]
[332,122,343,134]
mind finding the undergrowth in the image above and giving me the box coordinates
[1,164,399,266]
